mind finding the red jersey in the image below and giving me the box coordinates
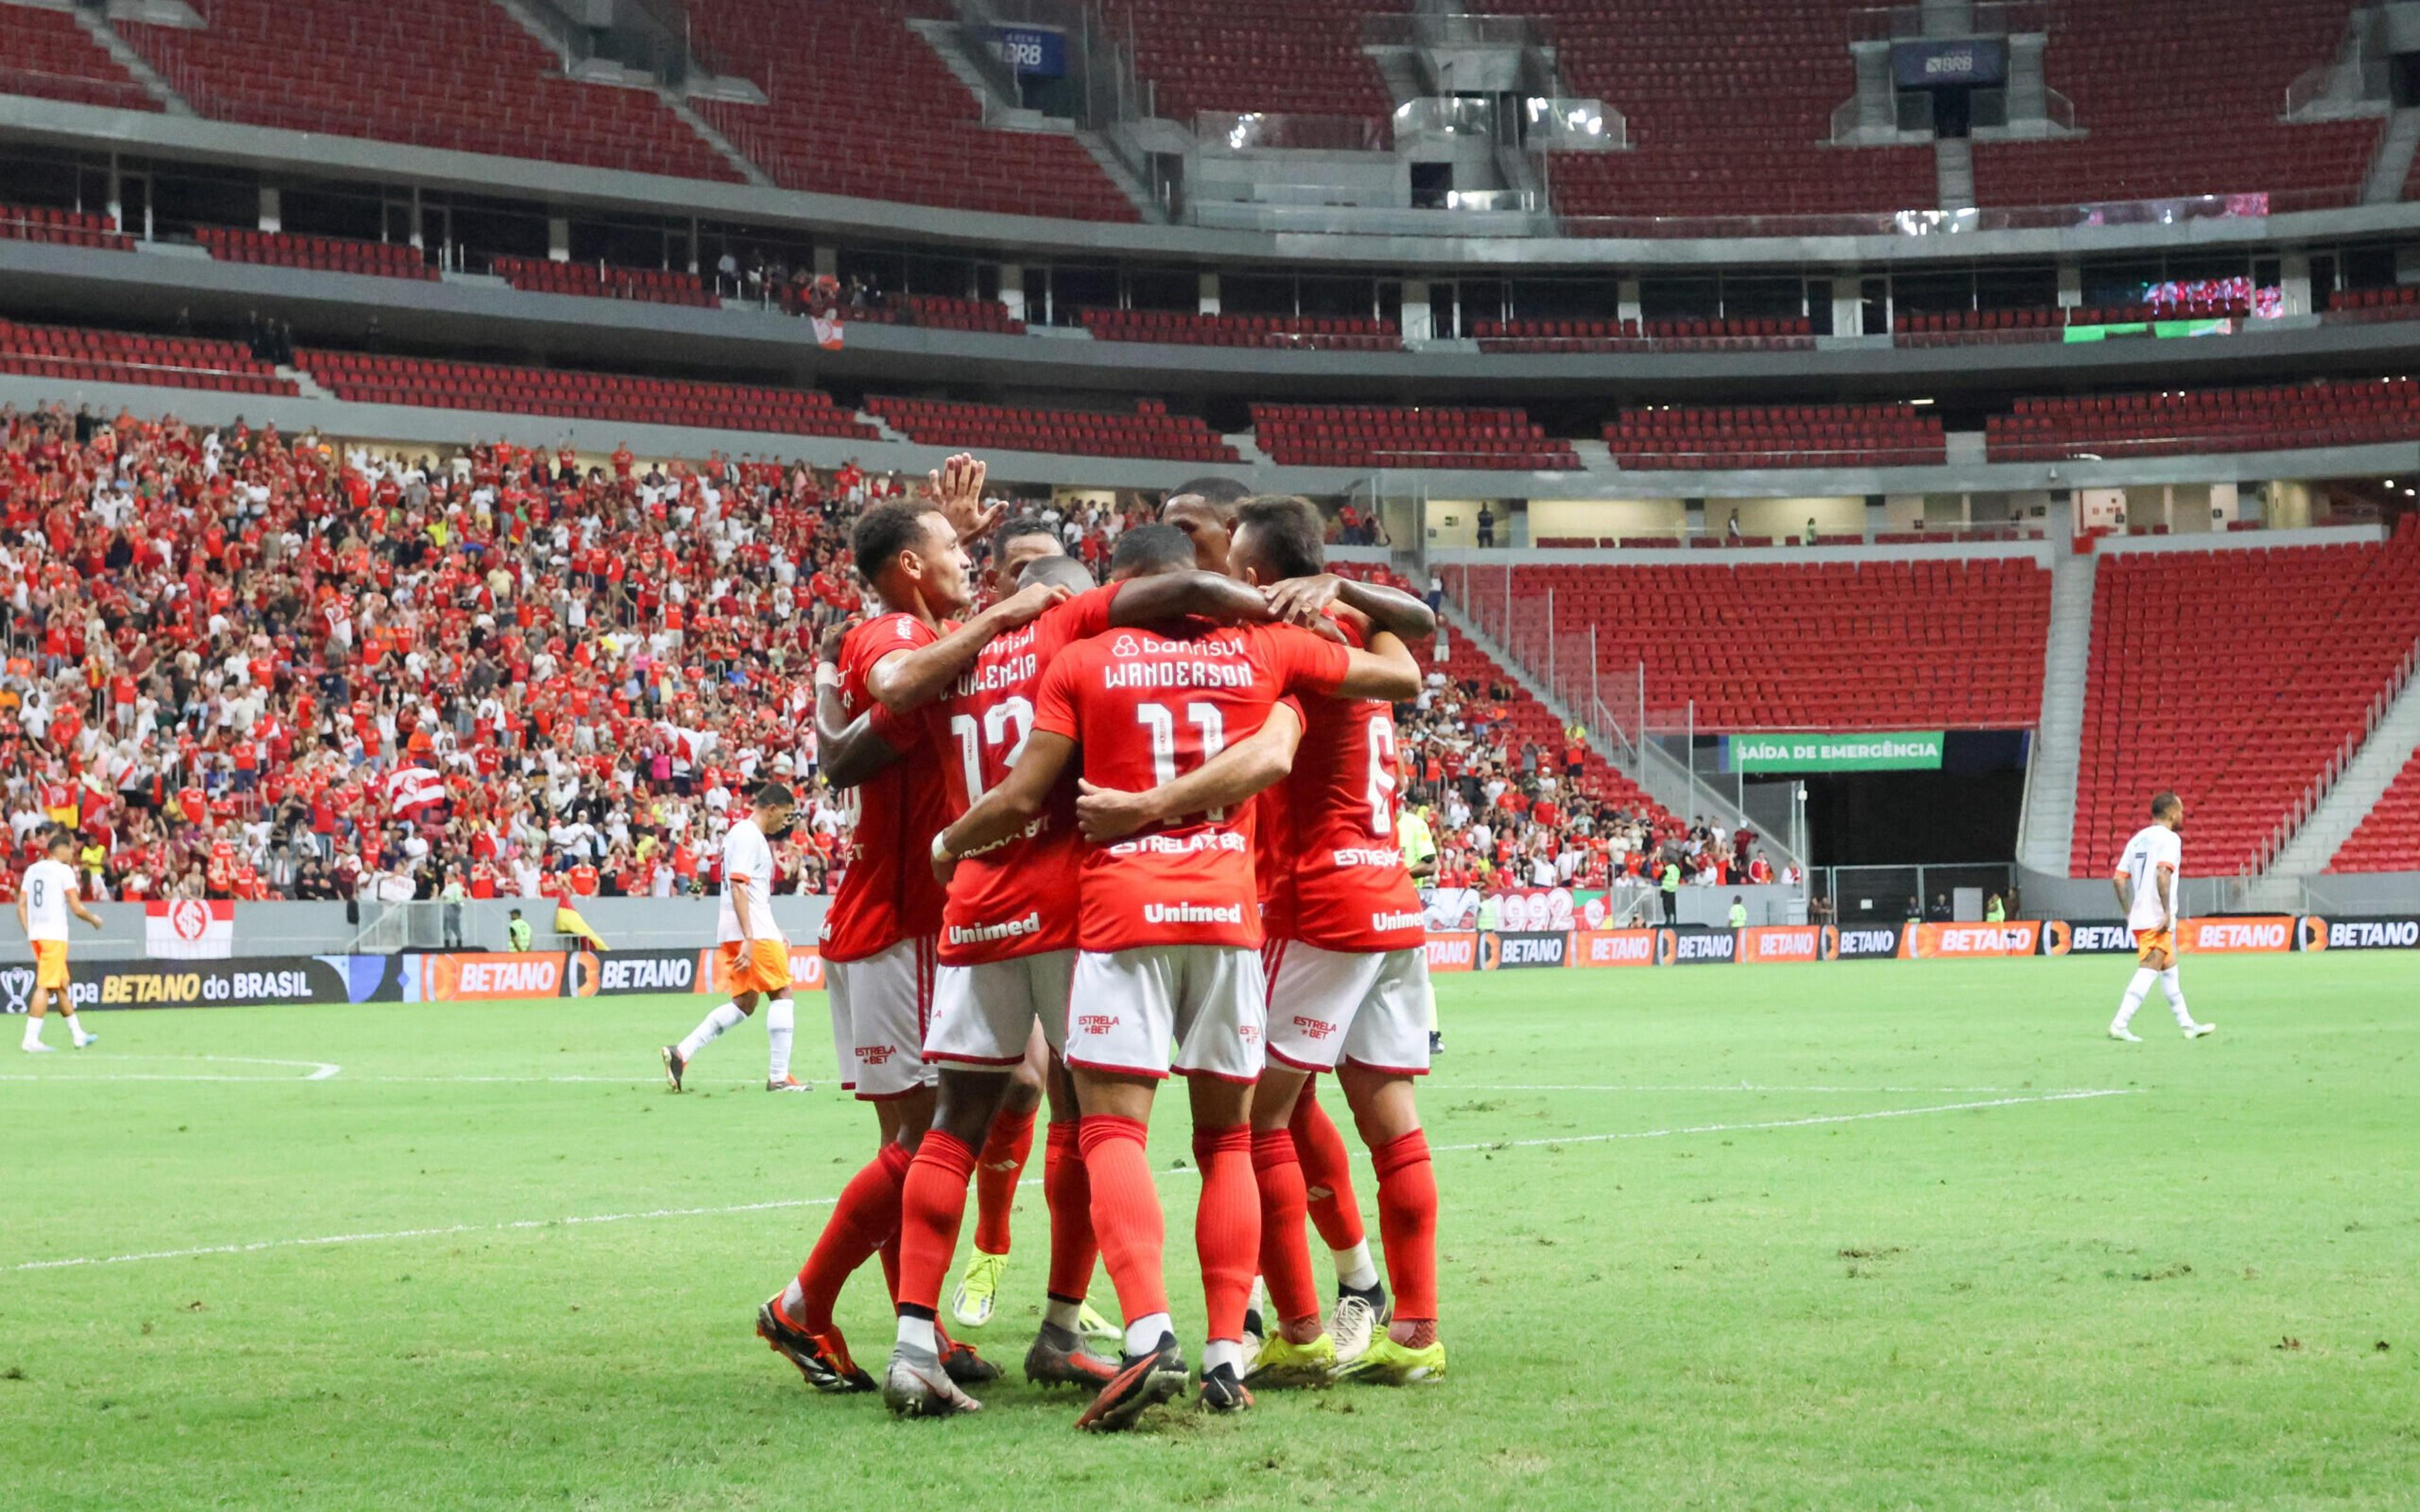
[1262,621,1423,952]
[1033,622,1348,953]
[820,610,952,963]
[928,584,1121,965]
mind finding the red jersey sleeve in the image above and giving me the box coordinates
[1264,624,1351,700]
[1032,644,1087,743]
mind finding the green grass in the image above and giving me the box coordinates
[3,956,2416,1509]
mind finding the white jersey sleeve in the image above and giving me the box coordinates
[2117,825,2182,931]
[716,820,777,944]
[23,859,76,941]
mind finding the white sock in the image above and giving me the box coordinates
[1334,1240,1379,1293]
[61,1013,84,1041]
[1202,1338,1244,1375]
[2159,968,2192,1026]
[1043,1296,1084,1332]
[897,1314,938,1354]
[1124,1310,1173,1356]
[20,1017,40,1048]
[2113,968,2155,1029]
[765,997,795,1079]
[677,1002,746,1060]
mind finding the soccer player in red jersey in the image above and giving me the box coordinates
[934,524,1420,1429]
[879,527,1286,1416]
[756,461,1063,1395]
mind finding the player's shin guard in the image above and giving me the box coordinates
[1289,1089,1367,1254]
[678,1001,746,1060]
[972,1104,1035,1256]
[2158,968,2192,1026]
[1370,1130,1438,1334]
[1076,1114,1167,1328]
[764,997,795,1080]
[1043,1120,1098,1302]
[790,1140,912,1333]
[1192,1125,1259,1346]
[1249,1128,1323,1332]
[896,1130,978,1315]
[2114,967,2157,1029]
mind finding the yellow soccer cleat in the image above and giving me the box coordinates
[1335,1333,1445,1385]
[1244,1329,1337,1390]
[950,1249,1008,1329]
[1075,1298,1122,1344]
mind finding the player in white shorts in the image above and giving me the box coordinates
[2109,790,2213,1042]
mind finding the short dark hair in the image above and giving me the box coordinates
[45,829,74,853]
[755,781,796,810]
[1166,476,1251,520]
[2151,791,2182,820]
[1110,523,1198,576]
[851,501,943,580]
[1020,555,1096,593]
[1234,495,1326,581]
[993,514,1060,551]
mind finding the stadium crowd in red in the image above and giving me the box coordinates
[0,400,1715,908]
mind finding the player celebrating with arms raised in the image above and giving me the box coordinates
[18,828,103,1053]
[2109,791,2215,1042]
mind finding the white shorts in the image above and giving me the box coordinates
[927,949,1074,1067]
[1064,944,1265,1084]
[825,935,938,1101]
[1262,940,1432,1077]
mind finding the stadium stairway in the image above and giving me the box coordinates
[2361,108,2420,205]
[2015,549,2096,876]
[2261,648,2420,876]
[66,2,192,115]
[1432,595,1801,876]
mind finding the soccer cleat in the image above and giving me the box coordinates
[20,1041,54,1054]
[1327,1284,1390,1366]
[1197,1361,1253,1414]
[2183,1021,2216,1040]
[1335,1333,1446,1385]
[882,1346,982,1418]
[1076,1299,1121,1344]
[1073,1332,1187,1432]
[1244,1329,1337,1389]
[1242,1274,1267,1358]
[766,1073,810,1092]
[2107,1023,2142,1043]
[756,1298,874,1393]
[659,1045,687,1092]
[935,1325,1001,1386]
[72,1031,96,1049]
[1023,1326,1120,1388]
[1428,1031,1444,1056]
[950,1249,1008,1329]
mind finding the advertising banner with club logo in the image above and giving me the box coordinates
[146,899,234,959]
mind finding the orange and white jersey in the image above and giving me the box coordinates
[717,817,779,945]
[21,857,78,941]
[2116,823,2182,932]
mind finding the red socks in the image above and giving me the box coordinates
[1370,1129,1438,1323]
[1042,1119,1098,1302]
[790,1140,912,1333]
[894,1129,977,1315]
[1192,1125,1259,1344]
[972,1104,1035,1256]
[1250,1127,1323,1331]
[1077,1114,1166,1324]
[1290,1088,1366,1252]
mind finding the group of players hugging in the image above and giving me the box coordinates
[662,459,1446,1429]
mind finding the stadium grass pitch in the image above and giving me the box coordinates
[3,955,2416,1509]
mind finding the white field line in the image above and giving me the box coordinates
[1451,1083,2116,1095]
[6,1090,2133,1274]
[0,1054,341,1082]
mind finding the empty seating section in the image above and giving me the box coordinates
[894,295,1025,335]
[1894,299,2257,346]
[1253,404,1581,469]
[118,0,734,181]
[1491,560,2049,730]
[0,318,293,395]
[1606,404,1945,469]
[684,0,1136,220]
[0,202,132,252]
[1082,309,1399,351]
[1971,0,2377,208]
[2329,751,2420,873]
[490,256,716,307]
[0,4,158,112]
[867,396,1235,461]
[2072,538,2420,878]
[301,351,879,439]
[1512,0,1937,219]
[199,227,435,280]
[1097,0,1391,122]
[1474,318,1811,352]
[2324,285,2420,325]
[1987,380,2420,462]
[1474,318,1642,352]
